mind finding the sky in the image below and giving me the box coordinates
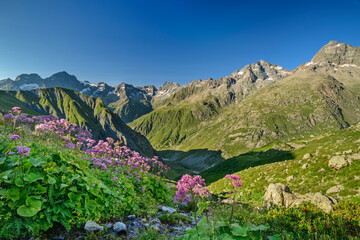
[0,0,359,87]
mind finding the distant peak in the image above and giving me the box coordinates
[15,73,42,81]
[311,41,360,65]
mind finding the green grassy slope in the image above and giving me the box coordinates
[131,72,360,160]
[208,123,360,203]
[0,88,154,156]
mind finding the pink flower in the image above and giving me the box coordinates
[174,174,207,204]
[12,107,21,113]
[10,135,21,140]
[16,146,30,156]
[225,174,242,188]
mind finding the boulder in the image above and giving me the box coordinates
[303,153,313,159]
[264,183,296,208]
[326,185,344,194]
[127,214,136,220]
[328,156,349,170]
[84,220,104,232]
[264,183,338,213]
[113,222,127,233]
[311,192,338,214]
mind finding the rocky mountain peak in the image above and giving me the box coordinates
[231,60,290,83]
[137,85,157,96]
[15,73,42,82]
[311,41,360,66]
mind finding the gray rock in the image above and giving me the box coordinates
[264,183,338,213]
[127,214,136,220]
[301,163,309,169]
[113,222,127,233]
[311,192,338,214]
[263,183,297,208]
[303,153,313,159]
[105,223,113,229]
[149,218,161,226]
[84,220,104,232]
[161,206,176,214]
[326,185,344,194]
[328,156,349,170]
[286,175,295,181]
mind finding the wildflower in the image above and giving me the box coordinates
[8,152,15,155]
[16,146,30,156]
[10,135,21,140]
[12,107,21,113]
[92,184,95,187]
[225,174,242,188]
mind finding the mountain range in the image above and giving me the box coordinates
[0,40,359,177]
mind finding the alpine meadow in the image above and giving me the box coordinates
[0,1,360,239]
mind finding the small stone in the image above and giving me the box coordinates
[319,168,325,172]
[161,206,176,214]
[303,153,312,159]
[127,214,136,220]
[149,218,161,226]
[286,175,295,181]
[84,220,104,232]
[113,222,127,233]
[151,225,160,231]
[105,223,113,229]
[301,163,309,169]
[140,218,148,224]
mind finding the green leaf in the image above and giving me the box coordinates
[48,176,56,185]
[85,197,97,213]
[17,196,42,217]
[15,176,25,187]
[60,165,68,173]
[27,157,46,167]
[68,192,81,203]
[230,223,248,237]
[69,186,78,192]
[0,157,6,165]
[24,172,43,183]
[60,184,68,189]
[268,234,282,240]
[218,233,234,240]
[0,170,13,180]
[6,187,20,201]
[249,224,270,231]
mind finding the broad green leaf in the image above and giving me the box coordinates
[85,198,97,213]
[268,234,282,240]
[60,183,68,189]
[69,186,78,192]
[15,176,25,187]
[60,165,68,173]
[24,172,43,183]
[17,196,42,217]
[0,188,6,196]
[0,170,13,180]
[230,223,248,237]
[249,224,270,231]
[6,187,20,201]
[0,157,6,165]
[27,157,46,167]
[216,221,229,227]
[218,233,234,240]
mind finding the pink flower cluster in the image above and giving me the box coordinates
[225,174,243,188]
[15,146,30,156]
[87,138,169,175]
[174,174,208,204]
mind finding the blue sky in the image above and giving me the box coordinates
[0,0,359,87]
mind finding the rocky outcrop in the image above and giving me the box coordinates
[328,156,349,170]
[264,183,338,213]
[326,185,344,194]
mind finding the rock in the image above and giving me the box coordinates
[301,163,309,169]
[105,223,113,229]
[319,168,325,172]
[84,220,104,232]
[264,183,297,208]
[328,156,349,170]
[303,153,312,159]
[113,222,127,233]
[264,183,338,213]
[349,153,360,160]
[311,192,338,213]
[326,185,344,194]
[127,214,136,220]
[149,218,161,226]
[161,206,176,214]
[151,225,160,231]
[140,218,148,224]
[286,175,295,181]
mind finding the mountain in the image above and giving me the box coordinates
[130,41,360,167]
[0,87,154,156]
